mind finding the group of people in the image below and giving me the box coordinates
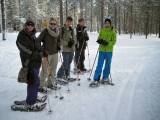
[15,16,116,110]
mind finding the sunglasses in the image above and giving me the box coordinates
[50,23,56,26]
[27,23,34,27]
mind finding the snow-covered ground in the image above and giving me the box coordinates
[0,32,160,120]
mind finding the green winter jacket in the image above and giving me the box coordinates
[98,27,116,52]
[60,25,77,52]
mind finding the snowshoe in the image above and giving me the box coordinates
[11,102,46,112]
[48,84,61,90]
[36,95,47,103]
[56,78,68,86]
[89,81,100,88]
[38,87,48,94]
[14,100,26,105]
[14,95,47,106]
[81,68,91,73]
[71,69,84,75]
[67,78,79,82]
[101,80,115,86]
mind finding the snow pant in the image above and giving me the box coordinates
[57,52,74,78]
[75,48,85,70]
[93,51,113,81]
[26,68,40,105]
[40,53,58,88]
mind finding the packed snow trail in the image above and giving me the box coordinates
[0,33,160,120]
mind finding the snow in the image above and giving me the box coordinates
[0,32,160,120]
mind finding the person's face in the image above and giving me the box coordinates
[49,20,57,29]
[26,23,34,32]
[66,20,72,27]
[105,21,111,27]
[79,21,85,26]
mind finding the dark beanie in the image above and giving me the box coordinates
[25,20,35,26]
[105,18,111,25]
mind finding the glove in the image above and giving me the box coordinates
[32,51,39,57]
[31,51,42,59]
[43,50,48,57]
[96,39,108,45]
[75,44,79,50]
[57,46,61,51]
[68,39,75,48]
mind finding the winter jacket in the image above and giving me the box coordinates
[38,28,61,55]
[98,27,116,52]
[76,25,89,50]
[16,29,42,69]
[60,25,76,52]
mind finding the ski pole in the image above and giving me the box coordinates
[87,49,99,81]
[86,44,91,71]
[75,40,85,86]
[46,75,52,113]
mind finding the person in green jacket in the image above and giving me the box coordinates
[90,18,116,87]
[57,16,76,79]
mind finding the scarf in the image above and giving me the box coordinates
[47,27,59,38]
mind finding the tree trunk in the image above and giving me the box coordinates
[90,0,93,32]
[1,0,6,40]
[73,2,76,27]
[100,0,104,28]
[114,2,117,29]
[65,0,68,18]
[130,2,133,39]
[79,0,84,18]
[145,8,149,39]
[159,8,160,38]
[59,0,63,27]
[123,9,126,34]
[118,6,121,35]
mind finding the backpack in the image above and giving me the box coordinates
[61,26,74,39]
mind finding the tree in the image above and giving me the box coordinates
[100,0,104,28]
[79,0,84,18]
[1,0,6,40]
[59,0,63,27]
[90,0,93,32]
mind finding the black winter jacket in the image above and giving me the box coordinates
[16,29,42,69]
[76,25,89,50]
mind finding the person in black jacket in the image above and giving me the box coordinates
[75,18,89,72]
[16,20,43,106]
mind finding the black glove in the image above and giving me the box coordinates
[75,44,79,50]
[31,51,42,59]
[96,39,108,45]
[57,46,61,51]
[68,39,75,48]
[84,32,89,41]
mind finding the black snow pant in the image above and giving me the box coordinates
[75,48,85,71]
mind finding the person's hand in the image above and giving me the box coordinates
[43,50,48,57]
[96,39,108,45]
[68,39,75,48]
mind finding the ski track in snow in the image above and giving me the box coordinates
[0,33,160,120]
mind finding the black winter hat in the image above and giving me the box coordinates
[25,20,35,26]
[105,18,111,25]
